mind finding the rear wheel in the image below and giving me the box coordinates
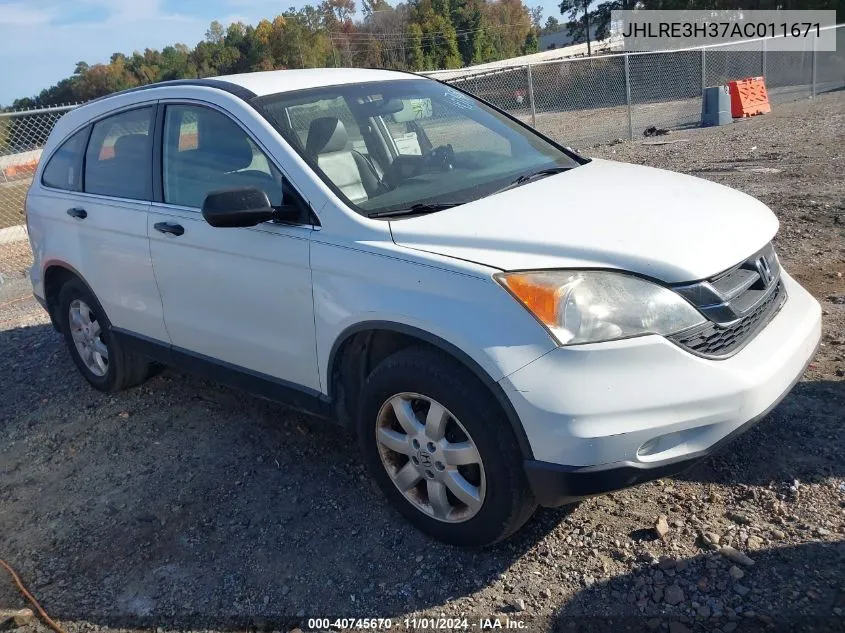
[358,347,537,546]
[58,278,152,392]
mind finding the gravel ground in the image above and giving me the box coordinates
[0,92,843,633]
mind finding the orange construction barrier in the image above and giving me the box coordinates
[2,160,38,181]
[728,77,771,118]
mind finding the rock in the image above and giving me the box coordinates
[727,512,752,525]
[655,515,671,539]
[734,584,751,596]
[771,529,786,539]
[659,555,677,570]
[669,622,691,633]
[746,535,764,549]
[724,623,738,633]
[729,565,745,580]
[509,597,526,612]
[0,609,35,627]
[719,546,755,567]
[702,531,721,547]
[539,588,551,599]
[664,583,685,605]
[646,618,661,630]
[826,294,845,305]
[697,605,712,617]
[836,369,845,378]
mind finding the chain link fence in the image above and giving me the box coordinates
[1,24,843,282]
[433,23,844,146]
[0,104,78,281]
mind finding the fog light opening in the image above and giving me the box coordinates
[637,437,663,458]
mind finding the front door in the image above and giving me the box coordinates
[147,102,320,392]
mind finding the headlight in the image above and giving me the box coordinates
[496,270,706,345]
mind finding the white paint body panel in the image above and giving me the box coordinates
[390,158,779,282]
[27,188,169,342]
[147,207,320,391]
[26,70,821,478]
[501,271,821,466]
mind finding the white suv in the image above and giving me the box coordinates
[27,69,821,546]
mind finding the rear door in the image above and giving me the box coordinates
[76,104,169,342]
[147,101,320,392]
[30,104,169,343]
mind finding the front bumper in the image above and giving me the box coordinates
[500,271,822,506]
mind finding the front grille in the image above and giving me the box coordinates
[669,243,786,358]
[670,281,786,357]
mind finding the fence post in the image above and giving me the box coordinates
[526,63,537,128]
[811,35,817,98]
[700,48,706,93]
[624,54,633,141]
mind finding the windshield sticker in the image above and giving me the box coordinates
[443,90,474,111]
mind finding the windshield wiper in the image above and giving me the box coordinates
[367,202,462,219]
[493,166,572,195]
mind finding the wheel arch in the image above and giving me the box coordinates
[327,320,534,459]
[42,261,97,331]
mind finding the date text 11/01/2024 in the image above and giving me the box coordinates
[305,618,528,630]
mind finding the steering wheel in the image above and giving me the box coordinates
[412,144,455,176]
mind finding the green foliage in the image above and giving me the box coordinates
[7,0,542,108]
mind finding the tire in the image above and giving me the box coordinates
[58,277,152,393]
[357,346,537,546]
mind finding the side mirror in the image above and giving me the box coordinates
[201,187,301,228]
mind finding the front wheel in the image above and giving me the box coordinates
[357,347,537,546]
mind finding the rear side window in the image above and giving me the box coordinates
[41,127,89,191]
[84,107,154,200]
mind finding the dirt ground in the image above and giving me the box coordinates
[0,92,843,633]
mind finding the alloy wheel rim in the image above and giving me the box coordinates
[375,392,486,523]
[69,299,109,377]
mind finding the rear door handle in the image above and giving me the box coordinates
[66,207,87,220]
[154,222,185,237]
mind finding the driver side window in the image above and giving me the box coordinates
[162,104,283,209]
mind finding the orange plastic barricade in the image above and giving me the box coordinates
[729,77,771,118]
[2,160,38,180]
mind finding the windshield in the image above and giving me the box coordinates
[257,78,583,217]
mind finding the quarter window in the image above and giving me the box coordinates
[162,105,283,209]
[84,107,154,200]
[41,127,88,191]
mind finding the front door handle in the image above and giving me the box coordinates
[66,207,87,220]
[154,222,185,237]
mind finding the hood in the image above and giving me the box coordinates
[389,159,779,283]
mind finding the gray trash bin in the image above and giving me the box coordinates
[701,85,732,127]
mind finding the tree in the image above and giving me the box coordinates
[9,0,632,107]
[404,22,425,70]
[206,21,225,44]
[523,30,539,54]
[484,0,533,60]
[529,6,543,31]
[543,16,560,34]
[559,0,592,54]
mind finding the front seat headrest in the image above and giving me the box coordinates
[306,117,349,156]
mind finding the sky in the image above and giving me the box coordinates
[0,0,564,106]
